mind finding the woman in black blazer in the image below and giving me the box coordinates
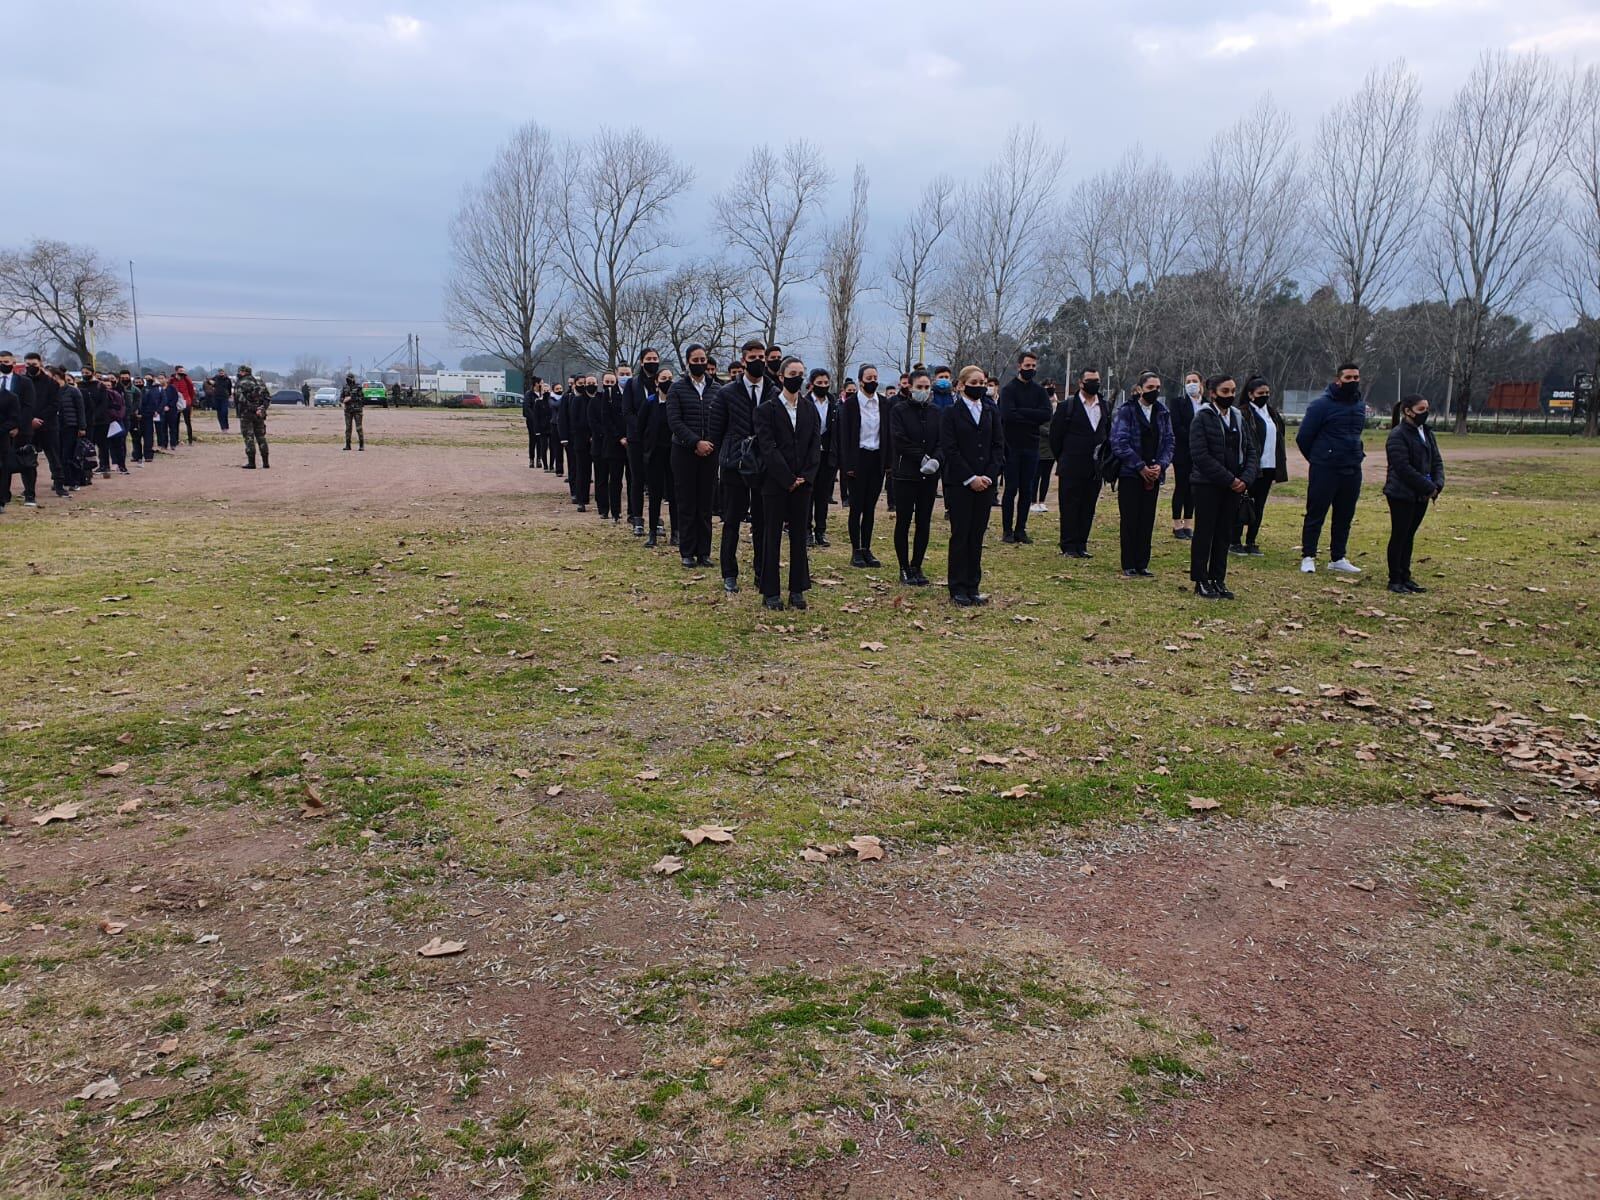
[1188,374,1259,599]
[753,356,823,610]
[1231,375,1288,555]
[1382,394,1444,594]
[889,368,943,586]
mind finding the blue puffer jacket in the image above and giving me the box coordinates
[1295,383,1366,470]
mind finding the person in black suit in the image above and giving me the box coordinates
[633,366,677,547]
[1231,375,1288,556]
[1170,370,1200,539]
[1048,367,1111,558]
[665,344,718,568]
[890,368,942,586]
[1189,374,1260,599]
[522,379,542,468]
[565,374,596,512]
[1382,394,1445,594]
[807,369,839,547]
[940,365,1006,605]
[0,352,39,507]
[709,339,773,594]
[753,356,823,610]
[21,353,66,496]
[997,350,1052,544]
[839,363,889,568]
[622,349,660,533]
[592,372,629,522]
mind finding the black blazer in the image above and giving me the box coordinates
[2,371,36,444]
[836,391,891,475]
[1170,392,1196,465]
[1190,404,1260,489]
[812,393,839,464]
[665,375,716,449]
[888,398,942,481]
[633,388,674,456]
[939,398,1005,502]
[709,377,775,469]
[1243,402,1289,482]
[1049,395,1111,479]
[1382,422,1444,501]
[589,388,628,459]
[754,395,822,493]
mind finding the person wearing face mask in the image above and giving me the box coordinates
[137,373,161,466]
[998,350,1051,546]
[1108,371,1174,578]
[1189,374,1259,599]
[1033,380,1058,514]
[1296,362,1368,575]
[634,366,677,547]
[78,369,111,474]
[522,378,542,468]
[1382,394,1444,594]
[211,367,232,434]
[22,353,68,497]
[1230,376,1287,556]
[103,376,128,475]
[0,351,38,509]
[940,365,1005,606]
[753,356,822,610]
[665,343,718,569]
[622,350,660,534]
[929,366,955,410]
[1171,370,1201,540]
[1048,367,1110,559]
[709,340,773,593]
[547,386,566,479]
[806,368,838,547]
[890,369,942,586]
[589,371,628,523]
[563,374,595,512]
[171,366,196,444]
[840,363,888,568]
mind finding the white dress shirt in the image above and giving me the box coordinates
[1252,401,1276,470]
[859,392,881,450]
[1079,393,1101,429]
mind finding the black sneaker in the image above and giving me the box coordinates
[1016,531,1033,544]
[970,593,990,606]
[695,556,713,569]
[763,596,784,611]
[815,534,830,547]
[681,556,696,569]
[899,568,915,585]
[863,553,883,569]
[851,550,869,568]
[723,577,739,594]
[911,572,930,587]
[788,593,807,610]
[23,496,38,507]
[1002,531,1015,544]
[1246,544,1263,556]
[951,592,974,607]
[1387,581,1409,594]
[1194,581,1218,599]
[1404,581,1427,593]
[1213,581,1236,600]
[1228,544,1248,556]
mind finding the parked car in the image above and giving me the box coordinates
[271,389,305,406]
[362,383,389,408]
[313,387,338,407]
[458,393,484,407]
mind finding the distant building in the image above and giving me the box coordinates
[421,369,507,396]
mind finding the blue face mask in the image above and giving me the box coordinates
[933,378,952,393]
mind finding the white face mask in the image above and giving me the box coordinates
[1185,382,1201,400]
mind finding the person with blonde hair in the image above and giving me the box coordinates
[938,364,1005,606]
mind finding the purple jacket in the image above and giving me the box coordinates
[1109,397,1175,480]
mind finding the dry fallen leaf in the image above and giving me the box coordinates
[74,1077,121,1101]
[195,933,220,945]
[115,732,134,745]
[1348,878,1377,892]
[774,750,797,762]
[155,1036,179,1055]
[1266,876,1290,891]
[511,768,532,780]
[846,835,885,862]
[417,937,467,958]
[1433,791,1492,811]
[681,823,736,846]
[545,784,564,797]
[799,848,830,864]
[1000,784,1032,799]
[32,802,82,826]
[651,855,686,876]
[1026,1067,1049,1083]
[859,641,887,653]
[115,799,141,816]
[1186,796,1222,812]
[975,754,1011,767]
[636,769,660,782]
[99,919,128,935]
[1076,863,1097,877]
[0,901,13,914]
[97,762,130,777]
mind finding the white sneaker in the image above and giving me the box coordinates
[1029,502,1046,514]
[1327,558,1362,574]
[1299,556,1316,573]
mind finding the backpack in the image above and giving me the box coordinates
[1094,436,1120,485]
[736,434,763,486]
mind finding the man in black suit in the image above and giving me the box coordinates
[839,363,889,567]
[807,369,838,547]
[589,370,628,522]
[754,356,823,610]
[940,367,1006,606]
[632,365,677,547]
[21,352,66,496]
[1048,367,1111,558]
[622,349,660,534]
[997,350,1051,544]
[665,344,718,568]
[0,351,39,507]
[566,374,595,512]
[709,339,773,593]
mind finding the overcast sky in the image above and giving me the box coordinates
[8,0,1599,371]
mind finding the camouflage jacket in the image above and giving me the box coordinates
[340,381,365,412]
[236,376,272,420]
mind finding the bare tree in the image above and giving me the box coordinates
[613,283,670,368]
[555,126,693,369]
[655,259,744,368]
[1429,50,1567,432]
[289,354,332,386]
[0,238,129,368]
[821,164,871,385]
[713,139,833,343]
[947,124,1066,376]
[883,174,956,370]
[1058,147,1193,393]
[1560,64,1600,437]
[444,121,565,382]
[1190,98,1305,370]
[1312,60,1428,365]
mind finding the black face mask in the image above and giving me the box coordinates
[1338,380,1360,400]
[1019,368,1036,382]
[657,381,672,394]
[641,361,659,379]
[583,384,598,396]
[1081,379,1100,397]
[1214,394,1235,409]
[1141,389,1159,402]
[1412,410,1429,427]
[1251,393,1270,406]
[963,385,987,401]
[688,362,706,377]
[861,380,878,395]
[745,358,765,379]
[27,363,42,376]
[781,374,803,394]
[812,384,828,397]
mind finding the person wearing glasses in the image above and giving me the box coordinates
[1189,374,1259,599]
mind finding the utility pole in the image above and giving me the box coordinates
[128,260,143,375]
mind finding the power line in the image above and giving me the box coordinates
[140,311,451,325]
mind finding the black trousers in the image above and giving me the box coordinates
[1301,466,1361,560]
[1001,447,1040,536]
[525,422,539,465]
[812,457,837,539]
[1386,497,1428,585]
[33,425,64,489]
[719,468,764,582]
[568,444,592,506]
[1036,464,1052,503]
[644,448,674,534]
[847,448,884,551]
[1,442,37,501]
[893,475,939,573]
[94,424,110,473]
[1171,458,1194,521]
[626,442,645,524]
[181,406,194,442]
[594,454,624,517]
[549,437,564,475]
[1117,479,1160,571]
[1234,476,1274,546]
[139,419,156,463]
[107,430,126,470]
[1191,484,1240,584]
[1057,471,1102,553]
[946,484,992,596]
[671,445,716,561]
[760,485,811,598]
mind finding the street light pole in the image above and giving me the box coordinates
[916,311,932,370]
[128,260,143,376]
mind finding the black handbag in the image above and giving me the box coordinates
[736,435,763,486]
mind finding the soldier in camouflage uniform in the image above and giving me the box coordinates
[340,372,365,451]
[235,365,271,469]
